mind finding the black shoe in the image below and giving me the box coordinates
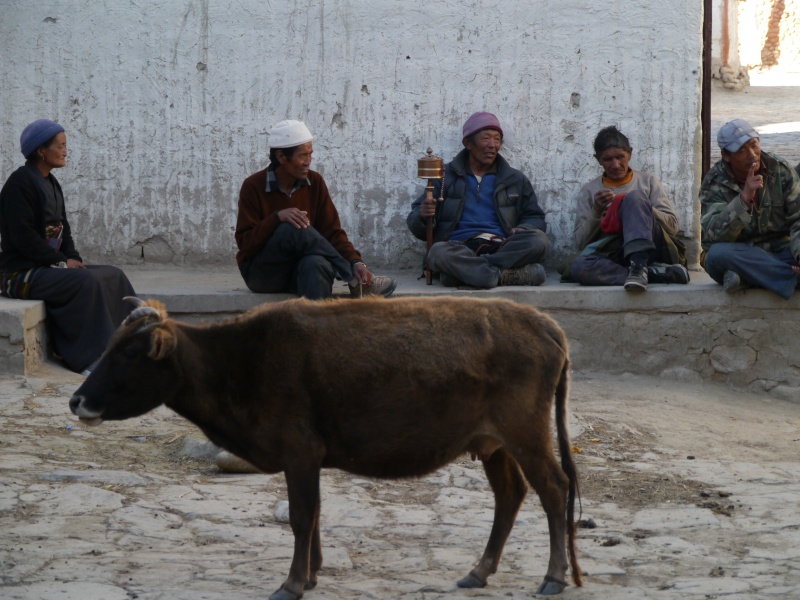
[439,272,461,287]
[647,263,690,284]
[722,270,749,293]
[624,263,648,291]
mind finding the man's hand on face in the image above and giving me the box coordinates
[741,161,764,207]
[277,207,310,229]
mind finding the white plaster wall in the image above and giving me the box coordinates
[739,0,800,69]
[0,0,703,268]
[712,0,742,72]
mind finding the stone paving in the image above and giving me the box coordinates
[1,365,799,599]
[711,77,800,166]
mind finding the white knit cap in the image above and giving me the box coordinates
[268,120,313,149]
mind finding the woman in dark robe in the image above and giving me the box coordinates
[0,119,135,374]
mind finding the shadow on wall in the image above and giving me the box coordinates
[761,0,785,66]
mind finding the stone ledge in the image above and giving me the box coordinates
[1,266,796,401]
[0,298,47,375]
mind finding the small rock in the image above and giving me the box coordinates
[274,500,290,523]
[215,450,261,474]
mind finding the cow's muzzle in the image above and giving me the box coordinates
[69,394,104,426]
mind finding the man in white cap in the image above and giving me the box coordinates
[235,120,396,299]
[407,111,549,288]
[700,118,800,299]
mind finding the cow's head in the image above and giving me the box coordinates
[69,297,183,425]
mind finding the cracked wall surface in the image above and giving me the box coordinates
[1,1,703,267]
[551,305,800,401]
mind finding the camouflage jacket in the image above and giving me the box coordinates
[700,151,800,259]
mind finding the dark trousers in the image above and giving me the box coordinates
[704,243,798,299]
[571,190,665,286]
[428,229,550,289]
[28,265,135,372]
[240,223,355,300]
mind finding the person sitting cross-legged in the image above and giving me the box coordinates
[407,112,549,289]
[569,126,689,291]
[700,119,800,299]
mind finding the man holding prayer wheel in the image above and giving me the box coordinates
[407,112,549,289]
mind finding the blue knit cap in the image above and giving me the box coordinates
[20,119,65,159]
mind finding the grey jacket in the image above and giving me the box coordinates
[572,170,679,251]
[407,149,546,243]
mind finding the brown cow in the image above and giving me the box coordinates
[69,296,582,599]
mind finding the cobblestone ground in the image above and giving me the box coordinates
[1,365,799,600]
[711,75,800,166]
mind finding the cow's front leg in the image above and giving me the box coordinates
[306,503,322,590]
[270,466,322,600]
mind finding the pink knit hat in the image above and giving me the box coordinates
[462,112,503,141]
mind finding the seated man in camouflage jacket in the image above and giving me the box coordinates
[700,119,800,299]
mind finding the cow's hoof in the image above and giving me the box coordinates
[304,577,318,590]
[457,572,486,588]
[269,586,302,600]
[535,576,567,595]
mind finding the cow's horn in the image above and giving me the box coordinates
[124,305,164,326]
[124,296,146,308]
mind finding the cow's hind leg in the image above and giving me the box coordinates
[515,449,571,595]
[458,447,527,588]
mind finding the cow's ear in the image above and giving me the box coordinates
[148,326,177,360]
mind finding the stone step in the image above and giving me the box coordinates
[2,266,797,401]
[0,298,47,375]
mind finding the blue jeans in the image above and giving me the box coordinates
[428,228,549,288]
[704,242,798,299]
[240,223,355,300]
[571,190,665,286]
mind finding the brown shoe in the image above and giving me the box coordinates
[349,275,397,298]
[499,263,546,286]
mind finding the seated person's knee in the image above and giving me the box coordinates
[515,228,550,259]
[296,254,335,277]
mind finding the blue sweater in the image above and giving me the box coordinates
[449,173,505,240]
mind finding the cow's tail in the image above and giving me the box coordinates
[555,356,583,587]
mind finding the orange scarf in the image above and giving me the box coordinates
[602,170,634,188]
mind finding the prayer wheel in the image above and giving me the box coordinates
[417,148,444,179]
[418,148,444,285]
